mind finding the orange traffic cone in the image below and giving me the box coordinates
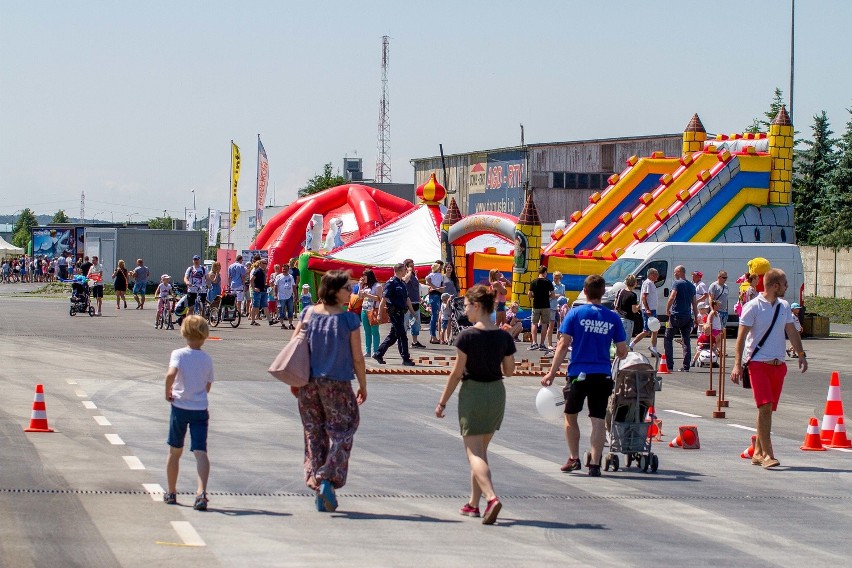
[740,435,756,459]
[668,435,682,448]
[645,406,663,441]
[658,354,671,375]
[679,425,700,449]
[800,417,826,451]
[819,372,845,444]
[24,384,54,433]
[827,416,852,449]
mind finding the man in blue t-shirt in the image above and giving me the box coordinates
[373,263,416,366]
[664,265,699,372]
[542,274,627,477]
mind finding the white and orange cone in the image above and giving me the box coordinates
[800,417,826,451]
[740,435,756,459]
[658,355,671,375]
[827,416,852,449]
[668,435,682,448]
[24,384,54,433]
[820,372,845,444]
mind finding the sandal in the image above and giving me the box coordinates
[163,492,177,505]
[193,491,208,511]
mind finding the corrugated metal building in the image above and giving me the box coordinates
[411,134,681,223]
[84,227,204,284]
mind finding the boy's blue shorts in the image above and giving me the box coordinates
[167,405,209,452]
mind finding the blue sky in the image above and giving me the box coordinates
[1,0,850,221]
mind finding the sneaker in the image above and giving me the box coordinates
[678,367,690,372]
[372,353,386,365]
[318,480,338,512]
[411,341,426,348]
[648,346,660,357]
[482,497,502,525]
[163,492,177,505]
[459,503,480,517]
[364,352,371,358]
[193,492,208,511]
[560,457,582,472]
[587,465,602,477]
[528,343,540,350]
[402,359,415,366]
[289,324,295,330]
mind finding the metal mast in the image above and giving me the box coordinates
[80,191,85,223]
[375,35,391,183]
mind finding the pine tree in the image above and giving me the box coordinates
[746,88,786,133]
[11,208,39,249]
[818,106,852,248]
[793,111,836,245]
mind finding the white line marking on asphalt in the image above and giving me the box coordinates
[171,521,206,547]
[143,483,165,501]
[82,401,97,409]
[728,424,757,432]
[123,456,145,470]
[74,389,87,398]
[93,416,111,426]
[66,379,77,385]
[663,409,702,418]
[830,447,852,453]
[105,433,125,445]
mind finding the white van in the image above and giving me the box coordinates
[573,242,804,328]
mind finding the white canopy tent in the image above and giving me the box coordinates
[0,235,24,255]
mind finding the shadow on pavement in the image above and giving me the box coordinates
[498,519,607,530]
[331,511,462,523]
[778,466,852,474]
[212,508,292,517]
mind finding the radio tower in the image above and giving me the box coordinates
[80,191,85,223]
[375,35,391,182]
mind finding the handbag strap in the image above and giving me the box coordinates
[748,302,781,362]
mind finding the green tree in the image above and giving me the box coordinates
[147,216,175,230]
[817,106,852,248]
[11,208,38,249]
[793,111,836,245]
[51,210,69,223]
[298,163,346,197]
[746,87,786,133]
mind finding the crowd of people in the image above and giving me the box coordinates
[1,251,82,283]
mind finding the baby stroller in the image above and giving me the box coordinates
[603,352,660,473]
[69,279,95,317]
[448,296,472,345]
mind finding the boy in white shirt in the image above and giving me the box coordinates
[164,315,214,510]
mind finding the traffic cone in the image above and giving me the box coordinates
[827,416,852,449]
[24,384,54,433]
[645,406,663,441]
[658,354,671,375]
[819,372,845,444]
[668,435,682,448]
[679,425,700,449]
[800,417,826,451]
[740,435,756,459]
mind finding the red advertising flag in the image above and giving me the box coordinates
[256,136,269,228]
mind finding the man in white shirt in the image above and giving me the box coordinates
[87,255,104,315]
[692,271,708,304]
[273,265,295,329]
[629,268,660,356]
[731,268,807,469]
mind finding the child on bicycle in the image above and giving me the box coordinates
[156,275,172,320]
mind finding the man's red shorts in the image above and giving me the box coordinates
[749,361,786,411]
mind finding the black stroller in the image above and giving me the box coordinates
[448,296,472,345]
[69,280,95,316]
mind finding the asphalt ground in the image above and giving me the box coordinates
[1,286,850,567]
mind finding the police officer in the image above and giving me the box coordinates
[373,263,416,366]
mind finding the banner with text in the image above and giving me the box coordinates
[256,137,269,229]
[208,209,220,246]
[231,141,241,225]
[468,151,525,215]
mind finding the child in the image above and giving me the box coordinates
[787,302,803,357]
[164,315,214,510]
[156,275,172,322]
[439,292,452,344]
[501,301,524,340]
[556,296,569,334]
[300,284,313,312]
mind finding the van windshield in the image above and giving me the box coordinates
[602,258,642,286]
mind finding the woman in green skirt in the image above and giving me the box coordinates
[435,284,516,525]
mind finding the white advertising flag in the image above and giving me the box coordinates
[208,209,221,246]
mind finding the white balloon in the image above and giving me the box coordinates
[647,317,661,332]
[535,385,565,421]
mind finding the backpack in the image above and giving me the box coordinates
[614,288,629,317]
